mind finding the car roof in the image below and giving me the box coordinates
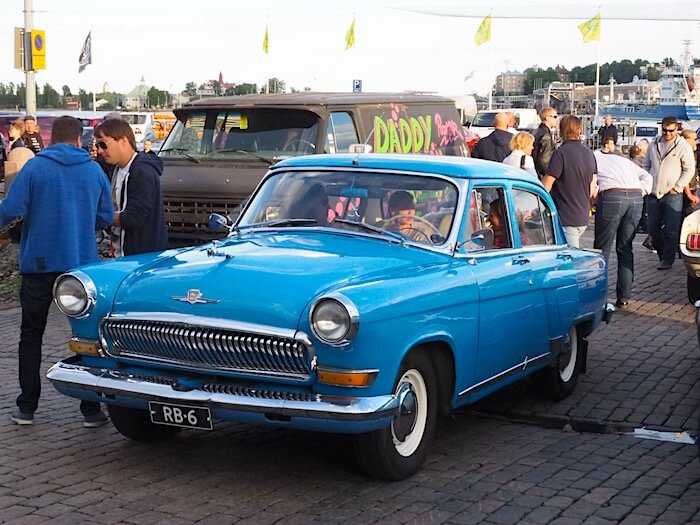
[184,92,457,110]
[271,153,541,183]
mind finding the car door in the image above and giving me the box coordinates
[459,185,544,392]
[511,186,567,354]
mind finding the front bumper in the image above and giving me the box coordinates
[47,359,397,433]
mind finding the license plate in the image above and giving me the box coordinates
[149,401,213,430]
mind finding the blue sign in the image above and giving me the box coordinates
[353,79,362,93]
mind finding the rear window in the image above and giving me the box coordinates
[122,114,148,125]
[471,112,498,127]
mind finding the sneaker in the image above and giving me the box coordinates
[11,409,34,425]
[658,261,673,270]
[83,411,109,428]
[615,300,629,309]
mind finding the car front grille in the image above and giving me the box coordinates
[101,318,313,381]
[164,197,246,247]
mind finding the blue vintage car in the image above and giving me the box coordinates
[47,154,613,479]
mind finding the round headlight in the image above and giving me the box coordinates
[310,296,359,346]
[53,273,95,317]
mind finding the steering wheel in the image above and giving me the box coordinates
[383,214,443,244]
[287,139,316,153]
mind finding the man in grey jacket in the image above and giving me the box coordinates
[643,116,695,270]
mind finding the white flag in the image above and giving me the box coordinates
[78,32,92,73]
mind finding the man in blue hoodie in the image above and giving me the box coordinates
[0,116,114,426]
[93,118,168,257]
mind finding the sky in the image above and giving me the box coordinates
[1,0,699,100]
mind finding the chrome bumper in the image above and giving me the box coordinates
[46,360,397,433]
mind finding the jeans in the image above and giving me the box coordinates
[562,225,587,248]
[17,273,101,416]
[593,192,644,301]
[647,192,683,266]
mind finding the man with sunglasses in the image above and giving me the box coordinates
[93,119,168,258]
[0,116,114,426]
[644,116,695,270]
[532,107,557,179]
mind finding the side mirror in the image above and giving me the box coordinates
[208,213,231,231]
[462,228,494,251]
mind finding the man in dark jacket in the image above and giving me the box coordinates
[20,115,44,154]
[597,115,618,146]
[533,107,557,178]
[471,112,513,162]
[0,116,114,426]
[93,118,168,257]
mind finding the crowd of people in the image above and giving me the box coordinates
[471,108,699,308]
[0,114,168,427]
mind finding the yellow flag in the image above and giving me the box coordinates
[474,15,491,46]
[262,25,269,54]
[345,18,355,50]
[578,13,601,43]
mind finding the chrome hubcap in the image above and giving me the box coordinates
[393,383,417,442]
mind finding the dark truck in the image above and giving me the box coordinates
[158,92,469,246]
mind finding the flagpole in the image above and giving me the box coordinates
[594,8,601,118]
[488,38,494,110]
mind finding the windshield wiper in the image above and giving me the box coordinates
[205,149,273,165]
[333,218,405,242]
[159,148,201,164]
[229,219,318,235]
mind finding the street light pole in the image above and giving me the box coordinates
[24,0,36,116]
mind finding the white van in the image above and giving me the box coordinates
[120,112,154,143]
[470,109,539,138]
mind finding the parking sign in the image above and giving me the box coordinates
[352,79,362,93]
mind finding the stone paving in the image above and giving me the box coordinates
[0,233,698,524]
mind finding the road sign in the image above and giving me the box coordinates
[31,30,46,70]
[14,27,24,70]
[353,79,362,93]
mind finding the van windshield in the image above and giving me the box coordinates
[471,112,498,127]
[160,108,321,162]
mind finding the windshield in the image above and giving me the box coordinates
[238,170,459,246]
[160,108,321,162]
[471,112,498,127]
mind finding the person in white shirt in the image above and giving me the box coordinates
[502,132,538,178]
[593,137,653,308]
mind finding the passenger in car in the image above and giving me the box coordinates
[486,198,507,248]
[288,183,334,225]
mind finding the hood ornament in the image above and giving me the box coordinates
[172,289,221,305]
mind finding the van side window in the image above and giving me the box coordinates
[325,112,359,153]
[512,189,556,246]
[462,187,512,251]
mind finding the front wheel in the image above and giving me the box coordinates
[687,274,700,304]
[107,405,181,442]
[353,352,438,480]
[532,325,583,401]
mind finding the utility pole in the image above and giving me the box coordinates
[24,0,36,116]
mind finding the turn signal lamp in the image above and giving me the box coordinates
[687,233,700,251]
[68,338,101,356]
[317,368,376,387]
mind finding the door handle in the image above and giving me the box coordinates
[512,256,530,265]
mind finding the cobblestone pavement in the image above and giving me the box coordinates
[0,233,698,524]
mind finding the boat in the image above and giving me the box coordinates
[601,65,700,121]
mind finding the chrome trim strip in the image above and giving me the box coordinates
[47,361,398,422]
[458,352,551,399]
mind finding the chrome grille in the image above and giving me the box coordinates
[201,384,319,402]
[101,319,312,380]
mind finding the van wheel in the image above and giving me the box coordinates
[532,325,583,401]
[107,405,181,442]
[353,352,437,480]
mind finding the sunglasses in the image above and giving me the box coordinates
[95,138,114,150]
[661,128,676,134]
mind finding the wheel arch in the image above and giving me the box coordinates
[402,340,455,417]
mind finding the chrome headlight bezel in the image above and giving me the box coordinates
[52,271,97,318]
[309,294,360,347]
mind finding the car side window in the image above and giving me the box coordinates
[512,189,556,246]
[462,187,512,251]
[324,112,359,153]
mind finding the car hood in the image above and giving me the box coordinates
[112,230,448,329]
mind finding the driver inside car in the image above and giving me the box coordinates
[288,183,335,225]
[383,190,429,241]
